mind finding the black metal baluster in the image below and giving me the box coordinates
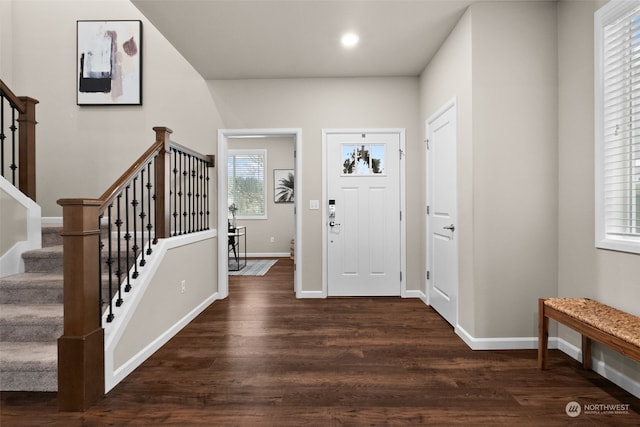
[205,161,210,230]
[115,194,124,307]
[196,159,202,231]
[146,162,153,254]
[10,107,17,185]
[152,157,158,245]
[124,185,132,292]
[182,152,188,235]
[172,148,178,236]
[189,155,195,232]
[1,96,5,178]
[131,176,140,278]
[105,205,115,323]
[139,168,146,267]
[98,213,105,324]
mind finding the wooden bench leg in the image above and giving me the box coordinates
[582,335,592,370]
[538,298,549,370]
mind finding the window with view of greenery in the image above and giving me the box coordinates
[228,149,267,219]
[595,1,640,254]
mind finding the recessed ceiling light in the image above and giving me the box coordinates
[341,32,359,48]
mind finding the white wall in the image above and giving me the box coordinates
[421,2,559,340]
[8,0,222,217]
[209,77,420,292]
[0,0,12,83]
[470,2,558,339]
[558,0,640,385]
[419,8,474,331]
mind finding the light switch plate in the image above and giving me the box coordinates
[309,200,319,210]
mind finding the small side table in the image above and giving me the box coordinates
[228,226,247,271]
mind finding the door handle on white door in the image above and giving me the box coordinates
[443,224,455,232]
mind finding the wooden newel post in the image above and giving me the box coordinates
[56,198,105,411]
[18,96,38,201]
[153,126,172,239]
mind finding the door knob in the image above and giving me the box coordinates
[443,224,455,232]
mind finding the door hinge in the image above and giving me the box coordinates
[399,148,404,159]
[427,271,430,280]
[425,138,430,150]
[400,271,403,282]
[400,211,402,221]
[426,205,430,215]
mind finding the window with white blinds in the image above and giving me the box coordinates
[228,149,267,219]
[595,1,640,254]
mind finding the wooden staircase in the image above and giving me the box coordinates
[0,225,63,391]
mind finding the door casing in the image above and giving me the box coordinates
[425,98,459,326]
[217,128,302,299]
[322,128,407,298]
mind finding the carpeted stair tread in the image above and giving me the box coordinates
[0,342,57,391]
[0,341,57,368]
[0,304,63,342]
[0,273,63,304]
[22,245,63,274]
[0,304,63,322]
[41,224,63,247]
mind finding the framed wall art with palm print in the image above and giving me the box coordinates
[274,169,294,203]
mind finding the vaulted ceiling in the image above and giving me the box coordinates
[131,0,553,80]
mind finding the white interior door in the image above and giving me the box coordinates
[426,101,458,326]
[326,131,401,296]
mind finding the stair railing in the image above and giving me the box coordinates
[0,79,38,200]
[57,127,214,411]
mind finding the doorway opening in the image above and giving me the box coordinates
[218,129,302,299]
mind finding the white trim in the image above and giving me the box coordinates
[403,289,422,298]
[228,148,268,220]
[322,128,406,298]
[218,129,303,299]
[594,0,640,254]
[452,324,639,398]
[41,217,63,225]
[104,230,217,392]
[556,338,640,398]
[455,325,538,350]
[425,98,459,325]
[296,290,326,299]
[0,176,41,277]
[245,252,290,258]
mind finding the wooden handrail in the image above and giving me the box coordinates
[0,79,26,113]
[57,127,214,411]
[98,129,168,210]
[0,79,39,201]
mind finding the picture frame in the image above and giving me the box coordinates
[77,20,142,105]
[274,169,294,203]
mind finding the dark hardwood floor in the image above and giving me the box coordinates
[2,258,639,426]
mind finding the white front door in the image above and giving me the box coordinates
[326,131,402,296]
[426,101,458,326]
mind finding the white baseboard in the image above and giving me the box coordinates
[403,289,423,298]
[41,217,62,225]
[297,289,326,298]
[556,338,640,398]
[455,325,539,350]
[247,252,290,258]
[453,325,639,398]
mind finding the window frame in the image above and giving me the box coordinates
[594,0,640,254]
[228,149,268,220]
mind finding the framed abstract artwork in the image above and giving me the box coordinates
[77,20,142,105]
